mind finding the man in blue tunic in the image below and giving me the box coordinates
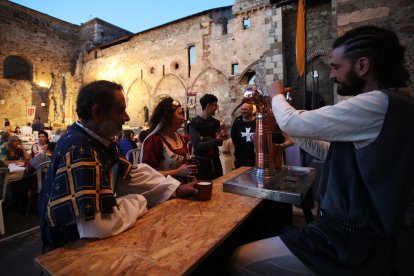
[232,26,414,275]
[39,80,197,252]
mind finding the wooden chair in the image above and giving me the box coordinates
[126,148,140,165]
[0,167,11,235]
[25,160,50,216]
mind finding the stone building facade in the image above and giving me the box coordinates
[0,0,413,129]
[0,0,131,128]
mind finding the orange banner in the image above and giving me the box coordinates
[296,0,305,77]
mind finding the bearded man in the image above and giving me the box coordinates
[231,103,256,168]
[232,25,414,275]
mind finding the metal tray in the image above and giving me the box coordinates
[223,166,315,205]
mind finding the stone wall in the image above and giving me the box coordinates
[0,0,80,127]
[270,0,414,109]
[281,0,334,109]
[0,0,133,128]
[81,5,274,127]
[1,0,413,130]
[336,0,414,92]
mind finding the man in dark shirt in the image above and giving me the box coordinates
[32,117,44,132]
[231,103,256,168]
[189,94,227,180]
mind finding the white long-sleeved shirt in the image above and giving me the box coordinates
[271,91,389,160]
[77,163,180,239]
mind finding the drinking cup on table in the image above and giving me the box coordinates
[186,158,199,176]
[194,181,212,201]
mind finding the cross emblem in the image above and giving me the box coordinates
[79,147,85,153]
[241,127,254,142]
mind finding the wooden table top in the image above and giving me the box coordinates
[35,167,262,275]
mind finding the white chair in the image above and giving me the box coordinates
[0,167,11,235]
[125,148,140,165]
[25,160,51,216]
[36,161,51,193]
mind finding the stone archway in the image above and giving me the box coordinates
[305,42,334,107]
[125,78,152,127]
[153,73,187,108]
[189,66,232,125]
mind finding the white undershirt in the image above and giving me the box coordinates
[271,91,388,160]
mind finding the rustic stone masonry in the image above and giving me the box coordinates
[0,0,413,129]
[0,0,131,127]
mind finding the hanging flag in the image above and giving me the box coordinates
[296,0,305,77]
[27,105,36,122]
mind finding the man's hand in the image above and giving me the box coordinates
[267,80,292,98]
[175,181,198,198]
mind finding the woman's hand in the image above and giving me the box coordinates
[176,163,198,177]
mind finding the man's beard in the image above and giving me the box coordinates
[336,69,366,96]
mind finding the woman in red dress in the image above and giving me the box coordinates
[141,98,197,182]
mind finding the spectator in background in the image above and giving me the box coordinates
[26,142,56,175]
[24,142,57,210]
[51,128,63,142]
[119,129,138,163]
[14,126,21,134]
[0,131,10,147]
[231,103,256,168]
[4,121,12,133]
[31,130,49,157]
[1,135,31,164]
[137,129,149,149]
[189,94,227,181]
[219,123,235,175]
[32,117,44,132]
[20,122,33,136]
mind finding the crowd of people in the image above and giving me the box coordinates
[1,25,413,275]
[0,125,63,214]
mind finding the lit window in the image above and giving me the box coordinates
[188,45,196,78]
[232,63,239,75]
[189,46,196,65]
[243,18,250,30]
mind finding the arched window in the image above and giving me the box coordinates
[3,56,33,81]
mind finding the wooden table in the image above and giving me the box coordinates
[35,167,264,275]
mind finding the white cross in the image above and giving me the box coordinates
[241,127,254,142]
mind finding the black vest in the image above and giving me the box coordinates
[281,90,414,275]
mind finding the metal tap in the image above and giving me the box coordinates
[241,86,282,177]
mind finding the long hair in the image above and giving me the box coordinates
[149,97,179,132]
[333,25,411,89]
[139,98,180,163]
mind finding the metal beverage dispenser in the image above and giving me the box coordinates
[224,86,315,205]
[242,86,282,178]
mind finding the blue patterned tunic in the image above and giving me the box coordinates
[38,123,131,250]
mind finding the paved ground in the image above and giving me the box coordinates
[0,208,41,276]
